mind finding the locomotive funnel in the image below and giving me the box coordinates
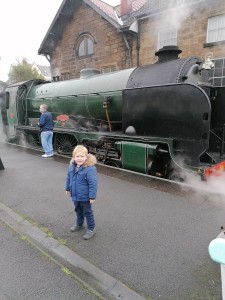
[155,45,182,63]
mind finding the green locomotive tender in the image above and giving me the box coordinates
[1,46,225,180]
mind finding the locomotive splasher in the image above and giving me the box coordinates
[1,46,225,180]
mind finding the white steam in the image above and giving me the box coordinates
[170,154,225,198]
[185,172,225,197]
[157,3,193,32]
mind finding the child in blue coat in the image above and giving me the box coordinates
[65,145,98,240]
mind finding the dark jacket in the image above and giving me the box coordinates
[39,111,54,132]
[65,154,98,202]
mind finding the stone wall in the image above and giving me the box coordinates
[137,0,225,65]
[50,0,225,79]
[50,2,134,79]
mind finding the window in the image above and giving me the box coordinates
[209,57,225,87]
[102,65,117,73]
[61,73,70,81]
[158,29,177,49]
[207,14,225,43]
[75,34,94,58]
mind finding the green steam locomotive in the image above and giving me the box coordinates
[1,46,225,180]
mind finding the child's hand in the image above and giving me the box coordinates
[66,191,70,196]
[90,199,95,204]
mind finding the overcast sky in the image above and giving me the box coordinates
[0,0,120,82]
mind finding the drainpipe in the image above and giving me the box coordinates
[128,19,140,67]
[121,33,132,67]
[136,19,140,67]
[122,33,131,54]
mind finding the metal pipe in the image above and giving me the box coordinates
[220,124,225,157]
[121,33,132,67]
[122,33,131,52]
[136,19,140,67]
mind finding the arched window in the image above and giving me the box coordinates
[75,34,95,58]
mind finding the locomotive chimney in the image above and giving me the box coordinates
[155,45,182,63]
[120,0,132,16]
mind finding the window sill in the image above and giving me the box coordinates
[204,40,225,47]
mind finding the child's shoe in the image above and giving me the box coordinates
[70,224,85,232]
[83,229,95,240]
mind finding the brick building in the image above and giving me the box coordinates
[38,0,225,86]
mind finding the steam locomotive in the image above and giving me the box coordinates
[1,45,225,180]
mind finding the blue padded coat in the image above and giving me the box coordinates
[65,154,98,202]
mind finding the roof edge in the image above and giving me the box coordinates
[83,0,121,29]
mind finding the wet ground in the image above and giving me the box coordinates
[0,142,224,299]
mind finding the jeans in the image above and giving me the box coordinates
[41,131,53,155]
[74,201,95,231]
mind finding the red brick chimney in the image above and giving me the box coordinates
[120,0,132,16]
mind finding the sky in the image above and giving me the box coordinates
[0,0,120,82]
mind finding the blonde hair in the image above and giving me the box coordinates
[40,104,48,111]
[70,145,88,164]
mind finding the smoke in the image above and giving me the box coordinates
[153,0,205,42]
[169,154,225,198]
[160,5,192,31]
[0,130,5,142]
[175,167,225,199]
[0,123,8,142]
[15,131,30,148]
[184,171,225,198]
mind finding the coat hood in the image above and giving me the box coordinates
[70,153,97,167]
[84,153,97,166]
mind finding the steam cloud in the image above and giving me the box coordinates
[185,172,225,198]
[170,154,225,199]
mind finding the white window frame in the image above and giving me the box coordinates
[157,29,177,50]
[210,57,225,87]
[75,34,94,58]
[207,14,225,43]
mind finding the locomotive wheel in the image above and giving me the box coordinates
[55,134,77,155]
[104,159,122,168]
[24,132,41,148]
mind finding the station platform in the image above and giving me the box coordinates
[0,142,224,299]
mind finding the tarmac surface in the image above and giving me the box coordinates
[0,142,225,299]
[0,220,100,300]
